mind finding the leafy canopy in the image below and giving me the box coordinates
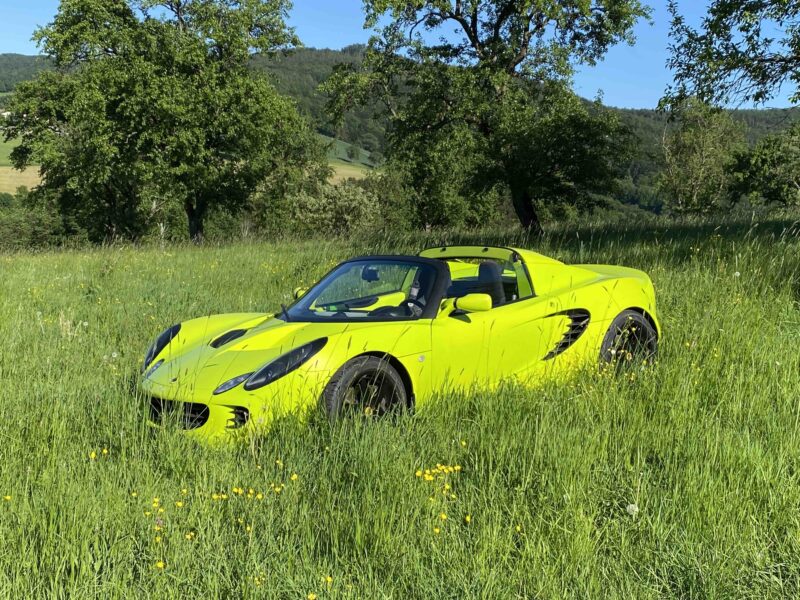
[325,0,649,231]
[658,99,746,214]
[664,0,800,107]
[2,0,326,242]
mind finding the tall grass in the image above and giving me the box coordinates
[0,216,798,598]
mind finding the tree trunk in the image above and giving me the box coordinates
[510,187,544,236]
[185,200,205,244]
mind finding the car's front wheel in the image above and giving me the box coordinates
[323,356,407,420]
[599,310,658,369]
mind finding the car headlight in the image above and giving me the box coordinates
[141,324,181,372]
[213,373,253,395]
[143,359,164,380]
[242,338,327,392]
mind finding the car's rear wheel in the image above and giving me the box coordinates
[323,356,407,420]
[599,310,658,369]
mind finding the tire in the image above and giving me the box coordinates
[599,310,658,369]
[323,356,407,420]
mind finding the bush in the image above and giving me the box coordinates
[282,182,381,237]
[0,188,66,250]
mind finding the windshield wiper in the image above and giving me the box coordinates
[280,303,291,322]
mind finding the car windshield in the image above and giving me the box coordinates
[283,259,439,322]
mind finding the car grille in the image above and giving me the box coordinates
[149,397,210,430]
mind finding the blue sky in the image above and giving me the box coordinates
[1,1,793,109]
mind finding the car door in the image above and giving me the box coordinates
[430,309,491,391]
[482,295,565,386]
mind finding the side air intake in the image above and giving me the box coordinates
[544,309,591,360]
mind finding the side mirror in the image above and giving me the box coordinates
[362,267,380,282]
[454,293,492,313]
[293,287,308,300]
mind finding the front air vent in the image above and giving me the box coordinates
[544,309,591,360]
[149,397,210,430]
[226,406,250,429]
[210,329,248,348]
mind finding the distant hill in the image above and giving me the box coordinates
[0,54,50,93]
[2,47,800,185]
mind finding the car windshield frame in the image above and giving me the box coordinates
[278,256,450,323]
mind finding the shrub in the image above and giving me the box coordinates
[275,182,381,238]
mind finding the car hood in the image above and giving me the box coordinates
[145,315,377,398]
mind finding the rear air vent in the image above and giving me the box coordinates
[544,309,591,360]
[210,329,248,348]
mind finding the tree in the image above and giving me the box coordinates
[346,145,362,162]
[658,99,746,213]
[324,0,649,233]
[664,0,800,107]
[731,123,800,207]
[2,0,327,242]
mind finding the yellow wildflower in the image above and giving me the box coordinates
[154,560,165,570]
[465,514,472,524]
[433,527,441,534]
[3,495,11,502]
[88,451,97,461]
[290,473,299,482]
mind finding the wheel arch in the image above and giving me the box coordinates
[621,307,660,338]
[354,351,415,409]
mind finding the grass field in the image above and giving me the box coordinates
[0,137,17,166]
[329,159,369,183]
[0,219,799,597]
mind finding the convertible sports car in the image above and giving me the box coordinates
[139,246,660,441]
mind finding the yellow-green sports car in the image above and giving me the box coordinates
[139,246,660,441]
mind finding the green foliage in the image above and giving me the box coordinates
[325,0,649,231]
[252,46,386,154]
[286,182,380,237]
[659,100,746,214]
[732,123,800,207]
[2,0,327,243]
[665,0,800,106]
[0,187,65,249]
[1,218,800,595]
[6,46,800,217]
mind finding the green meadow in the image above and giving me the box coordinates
[0,217,799,598]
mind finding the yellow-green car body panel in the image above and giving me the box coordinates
[138,246,660,442]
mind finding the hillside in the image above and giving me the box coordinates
[3,47,800,201]
[2,49,799,155]
[0,54,49,92]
